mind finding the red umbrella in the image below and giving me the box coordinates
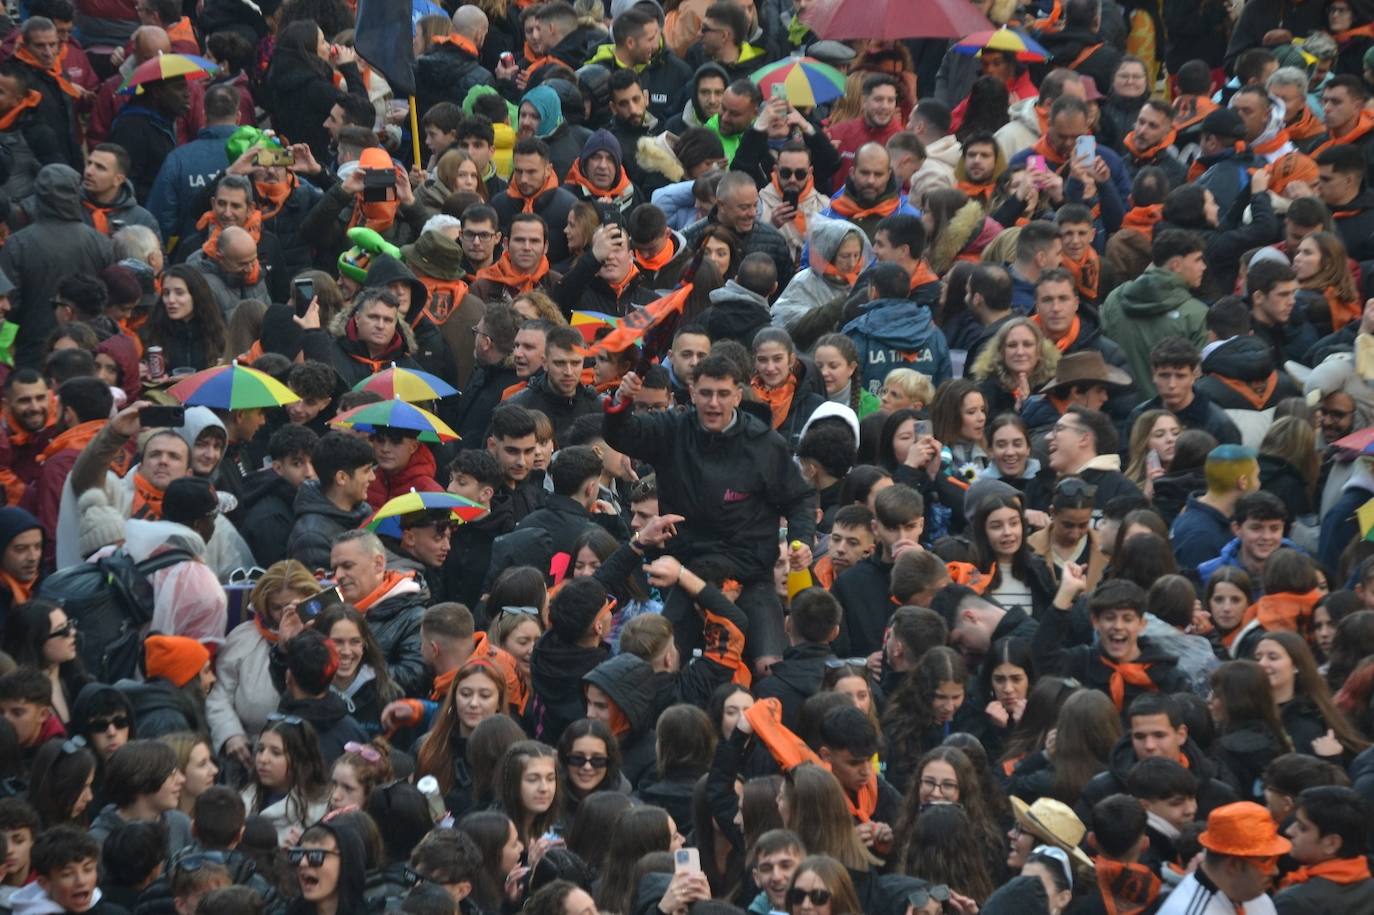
[804,0,992,40]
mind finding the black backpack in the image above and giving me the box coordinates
[38,548,196,682]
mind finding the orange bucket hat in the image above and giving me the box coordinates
[1198,802,1292,857]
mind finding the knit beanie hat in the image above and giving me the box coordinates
[78,489,126,558]
[578,128,623,175]
[0,506,40,556]
[145,635,210,687]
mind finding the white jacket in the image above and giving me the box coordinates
[908,135,962,208]
[994,96,1042,162]
[206,619,281,753]
[242,783,329,845]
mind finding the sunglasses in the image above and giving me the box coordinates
[89,715,130,732]
[267,713,305,726]
[776,167,808,180]
[823,657,867,669]
[287,847,340,868]
[344,741,381,762]
[787,888,832,906]
[46,621,77,640]
[565,754,609,770]
[908,885,952,908]
[1054,477,1097,499]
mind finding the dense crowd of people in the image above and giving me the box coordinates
[4,0,1374,914]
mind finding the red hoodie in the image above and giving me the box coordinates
[366,444,443,508]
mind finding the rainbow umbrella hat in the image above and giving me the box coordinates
[119,52,218,95]
[570,311,619,343]
[364,489,488,538]
[352,365,458,402]
[954,27,1050,62]
[750,56,846,108]
[168,362,300,410]
[330,398,459,443]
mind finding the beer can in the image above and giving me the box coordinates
[145,346,165,379]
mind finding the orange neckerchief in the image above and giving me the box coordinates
[476,253,550,294]
[565,158,632,201]
[430,667,457,702]
[1287,104,1327,142]
[634,234,677,273]
[1101,655,1155,711]
[1323,286,1363,331]
[1095,858,1162,915]
[813,554,835,590]
[255,175,295,221]
[430,33,479,57]
[1279,856,1372,887]
[4,399,56,447]
[38,419,103,463]
[414,275,470,326]
[1061,247,1100,301]
[253,610,279,643]
[829,190,901,221]
[771,172,815,235]
[354,570,415,612]
[955,179,995,206]
[1252,127,1292,157]
[0,568,34,604]
[1034,103,1050,135]
[0,89,41,131]
[520,39,556,79]
[821,261,860,288]
[1032,313,1081,353]
[1031,135,1067,170]
[1173,94,1219,130]
[909,259,941,291]
[1210,371,1277,410]
[743,698,878,822]
[1313,110,1374,157]
[131,471,165,520]
[505,168,558,213]
[751,374,797,428]
[1123,127,1178,161]
[83,197,118,235]
[607,698,632,738]
[14,45,81,98]
[198,208,263,248]
[605,263,640,301]
[1121,204,1163,240]
[1240,589,1323,637]
[347,195,399,234]
[1049,391,1072,414]
[946,560,994,594]
[239,340,265,363]
[1334,23,1374,43]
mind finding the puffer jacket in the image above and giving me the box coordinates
[771,218,872,333]
[509,371,604,444]
[683,208,794,285]
[530,631,609,743]
[585,42,694,125]
[1101,265,1208,398]
[356,572,430,698]
[584,653,659,788]
[0,100,63,202]
[363,253,457,385]
[843,295,952,393]
[206,618,281,755]
[265,52,367,164]
[701,280,772,347]
[366,444,442,508]
[315,297,425,390]
[285,480,372,574]
[415,40,494,126]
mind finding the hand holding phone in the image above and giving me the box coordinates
[140,404,186,427]
[1074,134,1096,166]
[674,848,701,873]
[293,279,316,317]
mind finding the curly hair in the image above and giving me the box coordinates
[969,316,1060,393]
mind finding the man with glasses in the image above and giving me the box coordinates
[185,226,269,321]
[1043,406,1142,514]
[458,204,500,274]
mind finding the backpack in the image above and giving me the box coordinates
[38,548,196,682]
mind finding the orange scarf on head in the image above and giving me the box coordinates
[1123,127,1178,162]
[1061,247,1100,301]
[0,89,41,132]
[1287,104,1327,142]
[955,179,995,206]
[1313,109,1374,157]
[354,570,415,613]
[131,471,166,520]
[38,420,104,463]
[1122,204,1163,240]
[752,373,796,429]
[1101,655,1155,711]
[565,158,632,202]
[908,259,941,292]
[347,195,399,234]
[1266,152,1319,195]
[255,175,295,221]
[1211,372,1277,410]
[506,167,558,213]
[477,253,550,294]
[634,234,677,273]
[0,569,34,604]
[1032,313,1080,352]
[771,173,815,235]
[605,262,640,302]
[1095,858,1162,915]
[430,33,479,57]
[14,45,81,98]
[1173,94,1219,130]
[830,191,901,221]
[1279,856,1372,887]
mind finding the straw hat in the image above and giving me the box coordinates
[1010,796,1094,870]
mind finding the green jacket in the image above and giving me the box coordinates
[1101,265,1208,398]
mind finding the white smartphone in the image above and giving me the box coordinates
[674,848,701,873]
[1074,134,1096,165]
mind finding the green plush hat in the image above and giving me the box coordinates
[225,126,283,162]
[338,227,404,284]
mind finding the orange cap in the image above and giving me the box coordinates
[358,148,393,171]
[1198,802,1292,857]
[144,635,211,688]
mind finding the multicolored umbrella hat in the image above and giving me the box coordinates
[352,365,458,402]
[570,311,619,343]
[168,362,300,410]
[953,27,1050,62]
[750,56,846,107]
[364,489,488,538]
[119,52,218,95]
[330,398,459,443]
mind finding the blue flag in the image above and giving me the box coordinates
[354,0,415,98]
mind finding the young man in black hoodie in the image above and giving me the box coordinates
[441,450,509,612]
[583,651,658,788]
[530,577,612,743]
[287,432,375,575]
[754,587,842,730]
[239,424,318,568]
[272,629,367,767]
[831,484,924,658]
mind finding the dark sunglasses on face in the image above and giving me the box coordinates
[565,754,609,770]
[287,847,340,867]
[776,167,809,181]
[787,888,832,906]
[908,884,952,908]
[89,715,130,732]
[46,621,77,640]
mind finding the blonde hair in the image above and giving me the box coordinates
[881,367,935,408]
[414,13,452,54]
[511,290,566,325]
[249,560,322,621]
[160,731,213,774]
[1125,409,1173,486]
[969,317,1059,391]
[223,298,268,362]
[437,148,487,200]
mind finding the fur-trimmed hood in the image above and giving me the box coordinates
[929,201,993,275]
[636,133,685,184]
[329,297,420,354]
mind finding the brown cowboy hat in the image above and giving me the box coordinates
[1038,351,1132,394]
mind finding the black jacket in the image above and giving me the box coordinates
[552,250,659,316]
[442,497,513,615]
[1332,189,1374,261]
[831,553,895,659]
[516,493,629,560]
[1212,722,1286,801]
[508,371,603,444]
[490,183,579,264]
[415,43,494,125]
[530,632,609,743]
[13,56,80,167]
[700,281,772,347]
[683,209,794,286]
[1038,27,1122,100]
[604,398,816,582]
[364,577,430,698]
[114,677,196,738]
[238,468,300,568]
[453,360,519,447]
[266,53,368,165]
[1074,734,1239,826]
[584,653,659,787]
[754,641,832,731]
[585,42,694,125]
[1259,454,1315,518]
[286,481,372,574]
[108,103,178,203]
[277,693,369,766]
[1032,605,1189,714]
[1126,390,1242,447]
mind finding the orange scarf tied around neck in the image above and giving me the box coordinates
[0,89,41,131]
[1032,313,1080,353]
[39,420,103,463]
[256,175,295,221]
[1313,110,1374,157]
[771,173,815,235]
[1123,127,1178,162]
[1031,135,1067,170]
[829,191,900,221]
[198,209,264,284]
[955,179,995,206]
[430,33,479,57]
[1287,104,1327,142]
[506,169,558,213]
[1061,248,1100,301]
[1322,286,1363,331]
[1211,372,1278,411]
[354,570,415,613]
[634,234,677,273]
[131,472,166,520]
[605,262,641,302]
[751,373,796,429]
[1094,858,1161,915]
[566,158,632,202]
[744,699,879,822]
[1121,204,1163,240]
[1238,589,1323,638]
[1252,127,1293,157]
[0,569,33,604]
[14,45,81,98]
[1173,95,1219,130]
[476,253,550,294]
[1280,856,1372,887]
[908,259,941,292]
[1102,655,1155,711]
